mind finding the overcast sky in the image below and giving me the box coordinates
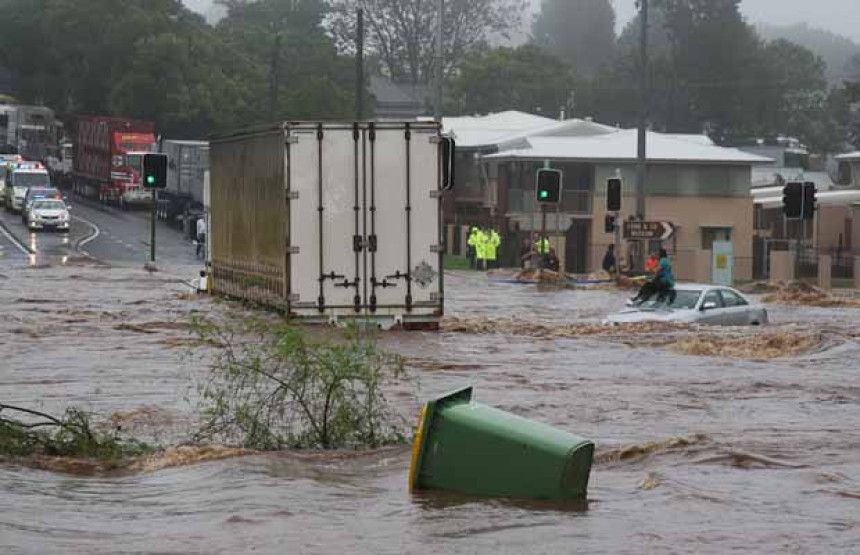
[610,0,860,42]
[182,1,860,44]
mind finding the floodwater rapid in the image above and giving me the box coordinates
[1,263,859,554]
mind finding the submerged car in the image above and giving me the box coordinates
[605,284,768,326]
[26,199,71,232]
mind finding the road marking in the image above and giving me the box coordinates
[0,219,31,255]
[71,215,101,257]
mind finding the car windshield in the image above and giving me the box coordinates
[13,172,50,188]
[639,290,702,311]
[33,200,65,211]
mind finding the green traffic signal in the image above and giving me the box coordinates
[147,175,155,185]
[540,190,549,199]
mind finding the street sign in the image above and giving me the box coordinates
[623,220,675,241]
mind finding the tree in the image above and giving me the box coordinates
[328,0,527,85]
[450,45,576,115]
[532,0,616,78]
[215,0,356,122]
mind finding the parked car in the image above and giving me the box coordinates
[26,199,71,232]
[605,284,768,326]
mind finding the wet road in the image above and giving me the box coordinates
[1,260,859,552]
[0,193,199,268]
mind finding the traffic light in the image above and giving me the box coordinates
[783,181,803,219]
[604,214,616,234]
[606,178,622,212]
[802,182,817,220]
[143,153,168,189]
[535,169,562,204]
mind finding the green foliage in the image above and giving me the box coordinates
[191,316,409,450]
[0,405,153,462]
[450,45,576,116]
[532,0,616,78]
[572,0,841,151]
[0,0,358,137]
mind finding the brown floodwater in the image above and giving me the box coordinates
[1,263,859,554]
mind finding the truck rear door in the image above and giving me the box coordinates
[286,122,442,324]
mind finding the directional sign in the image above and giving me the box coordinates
[623,220,676,241]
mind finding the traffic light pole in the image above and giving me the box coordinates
[150,190,157,263]
[540,204,548,269]
[614,211,621,278]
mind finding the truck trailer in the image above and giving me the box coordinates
[71,115,156,202]
[156,140,209,233]
[210,121,445,329]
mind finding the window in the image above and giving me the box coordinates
[701,227,732,250]
[720,290,748,307]
[701,290,724,308]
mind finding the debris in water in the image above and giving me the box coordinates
[762,282,860,308]
[595,435,710,465]
[443,316,690,339]
[130,445,254,473]
[638,472,662,490]
[114,321,189,334]
[693,450,808,469]
[671,332,822,359]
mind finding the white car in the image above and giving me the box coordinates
[605,284,768,326]
[120,186,152,209]
[26,199,71,232]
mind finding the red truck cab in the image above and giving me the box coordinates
[72,116,156,203]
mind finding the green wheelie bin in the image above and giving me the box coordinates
[409,387,594,500]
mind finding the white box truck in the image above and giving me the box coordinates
[210,121,446,329]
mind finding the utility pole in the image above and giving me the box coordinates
[269,34,282,116]
[434,0,444,122]
[635,0,649,270]
[355,8,365,120]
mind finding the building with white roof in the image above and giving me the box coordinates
[443,110,772,282]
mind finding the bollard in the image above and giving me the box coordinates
[818,255,832,290]
[409,387,594,500]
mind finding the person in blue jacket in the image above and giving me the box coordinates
[653,248,676,304]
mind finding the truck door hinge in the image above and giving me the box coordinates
[429,190,442,199]
[287,191,300,200]
[286,136,299,145]
[288,294,301,302]
[287,246,300,255]
[428,136,442,144]
[430,245,445,254]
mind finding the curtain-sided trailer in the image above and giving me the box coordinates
[210,121,445,329]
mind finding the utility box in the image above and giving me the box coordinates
[210,122,445,329]
[409,387,595,500]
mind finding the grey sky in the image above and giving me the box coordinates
[182,1,860,44]
[609,0,860,43]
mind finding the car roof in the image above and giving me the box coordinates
[675,283,742,293]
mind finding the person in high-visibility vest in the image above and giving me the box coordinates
[466,226,480,269]
[534,233,550,255]
[486,229,501,269]
[475,228,489,270]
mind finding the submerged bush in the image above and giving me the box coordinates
[0,404,153,462]
[190,317,410,450]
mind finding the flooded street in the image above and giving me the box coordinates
[2,262,859,554]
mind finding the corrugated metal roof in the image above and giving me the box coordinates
[835,151,860,161]
[485,129,772,165]
[443,111,558,148]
